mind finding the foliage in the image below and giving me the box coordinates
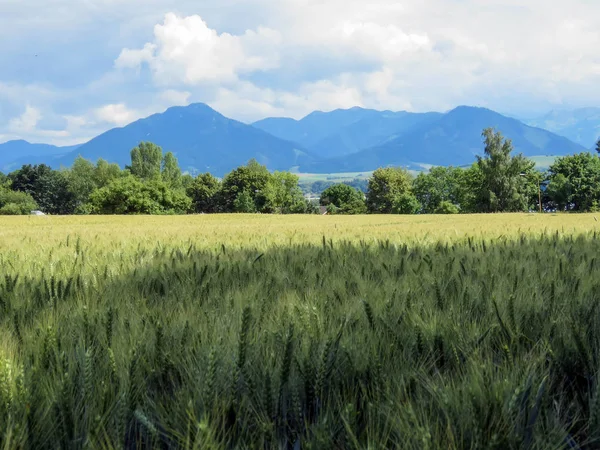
[392,192,421,214]
[475,128,536,212]
[9,164,75,214]
[161,151,182,188]
[0,188,38,214]
[366,167,413,213]
[0,215,597,448]
[233,190,257,213]
[435,200,460,214]
[262,171,307,214]
[66,156,96,209]
[94,158,123,187]
[87,175,191,214]
[546,152,600,211]
[187,173,222,213]
[413,166,468,214]
[220,159,272,212]
[305,199,320,214]
[129,142,163,180]
[320,183,366,214]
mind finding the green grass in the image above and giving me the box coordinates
[295,171,374,182]
[1,215,600,449]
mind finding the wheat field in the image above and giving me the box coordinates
[1,214,600,449]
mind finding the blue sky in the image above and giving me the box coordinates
[1,0,599,145]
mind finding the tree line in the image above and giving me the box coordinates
[1,128,600,215]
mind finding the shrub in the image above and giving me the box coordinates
[435,200,460,214]
[0,189,38,215]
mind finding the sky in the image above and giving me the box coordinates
[1,0,599,145]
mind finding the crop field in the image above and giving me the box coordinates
[1,214,600,449]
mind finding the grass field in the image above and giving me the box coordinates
[1,214,600,449]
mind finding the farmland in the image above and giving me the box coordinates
[1,214,600,449]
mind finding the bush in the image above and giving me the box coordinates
[87,175,192,215]
[392,193,421,214]
[233,190,257,213]
[434,200,460,214]
[320,184,366,214]
[0,189,38,215]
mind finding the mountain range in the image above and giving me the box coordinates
[0,103,596,176]
[524,108,600,149]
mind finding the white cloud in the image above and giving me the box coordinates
[8,106,42,133]
[159,89,191,106]
[94,103,140,126]
[210,76,366,122]
[116,13,281,85]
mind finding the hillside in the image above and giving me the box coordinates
[53,103,313,176]
[253,107,442,158]
[526,108,600,148]
[0,140,79,172]
[253,107,381,149]
[304,106,587,173]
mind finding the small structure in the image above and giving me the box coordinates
[30,210,46,216]
[319,206,328,215]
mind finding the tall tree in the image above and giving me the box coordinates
[596,138,600,156]
[187,173,222,213]
[67,156,97,210]
[546,152,600,211]
[10,164,75,214]
[262,171,306,214]
[475,128,535,213]
[366,167,414,214]
[220,159,272,212]
[161,151,182,188]
[129,142,163,180]
[94,159,123,187]
[412,166,465,214]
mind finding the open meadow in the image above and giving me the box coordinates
[1,214,600,449]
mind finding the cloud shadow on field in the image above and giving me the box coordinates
[4,233,600,448]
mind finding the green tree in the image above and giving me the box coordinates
[393,193,421,214]
[366,167,413,214]
[596,138,600,156]
[10,164,75,214]
[220,159,272,212]
[475,128,535,212]
[546,152,600,211]
[233,190,257,213]
[320,183,366,214]
[129,142,163,180]
[87,175,191,215]
[0,188,38,215]
[262,171,306,214]
[413,166,467,214]
[67,156,97,211]
[545,174,571,211]
[161,151,182,188]
[94,159,123,187]
[434,200,460,214]
[181,174,194,191]
[187,173,222,213]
